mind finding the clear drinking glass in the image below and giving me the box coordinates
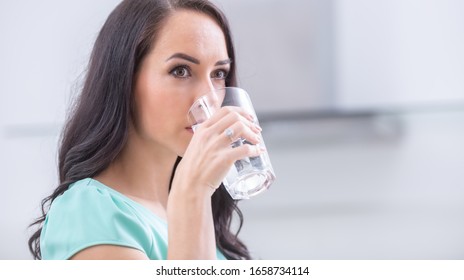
[188,87,276,199]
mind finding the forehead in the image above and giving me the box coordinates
[153,9,228,59]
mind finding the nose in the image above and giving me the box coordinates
[187,78,219,125]
[193,77,217,101]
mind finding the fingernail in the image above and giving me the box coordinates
[251,124,261,133]
[256,144,266,154]
[255,124,263,132]
[255,135,261,143]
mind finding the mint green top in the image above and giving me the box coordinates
[40,178,226,260]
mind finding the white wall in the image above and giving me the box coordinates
[335,0,464,109]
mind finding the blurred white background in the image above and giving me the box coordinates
[1,0,463,259]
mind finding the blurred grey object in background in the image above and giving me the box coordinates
[218,0,464,113]
[1,0,463,259]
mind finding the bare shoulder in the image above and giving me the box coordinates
[70,245,149,260]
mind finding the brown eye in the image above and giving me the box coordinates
[170,66,191,78]
[212,69,229,80]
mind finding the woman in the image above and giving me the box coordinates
[28,0,264,260]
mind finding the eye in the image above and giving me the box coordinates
[212,69,229,80]
[170,65,191,78]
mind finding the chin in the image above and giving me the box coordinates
[175,141,190,158]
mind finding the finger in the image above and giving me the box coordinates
[223,142,267,164]
[220,120,262,146]
[202,106,254,129]
[209,109,261,138]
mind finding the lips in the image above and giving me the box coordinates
[186,122,198,132]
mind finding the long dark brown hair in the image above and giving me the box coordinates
[28,0,250,260]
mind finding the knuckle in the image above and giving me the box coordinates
[244,144,254,154]
[231,111,241,122]
[196,126,211,138]
[238,122,248,131]
[223,106,234,113]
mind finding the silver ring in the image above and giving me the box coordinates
[224,127,234,142]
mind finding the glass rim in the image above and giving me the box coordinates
[188,87,249,112]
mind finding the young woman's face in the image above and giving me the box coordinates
[133,10,230,156]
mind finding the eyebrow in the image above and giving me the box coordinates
[215,58,232,66]
[166,52,232,66]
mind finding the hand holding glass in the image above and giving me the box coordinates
[188,87,276,199]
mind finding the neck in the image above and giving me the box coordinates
[95,128,178,210]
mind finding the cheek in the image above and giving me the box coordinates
[134,84,192,139]
[137,93,176,132]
